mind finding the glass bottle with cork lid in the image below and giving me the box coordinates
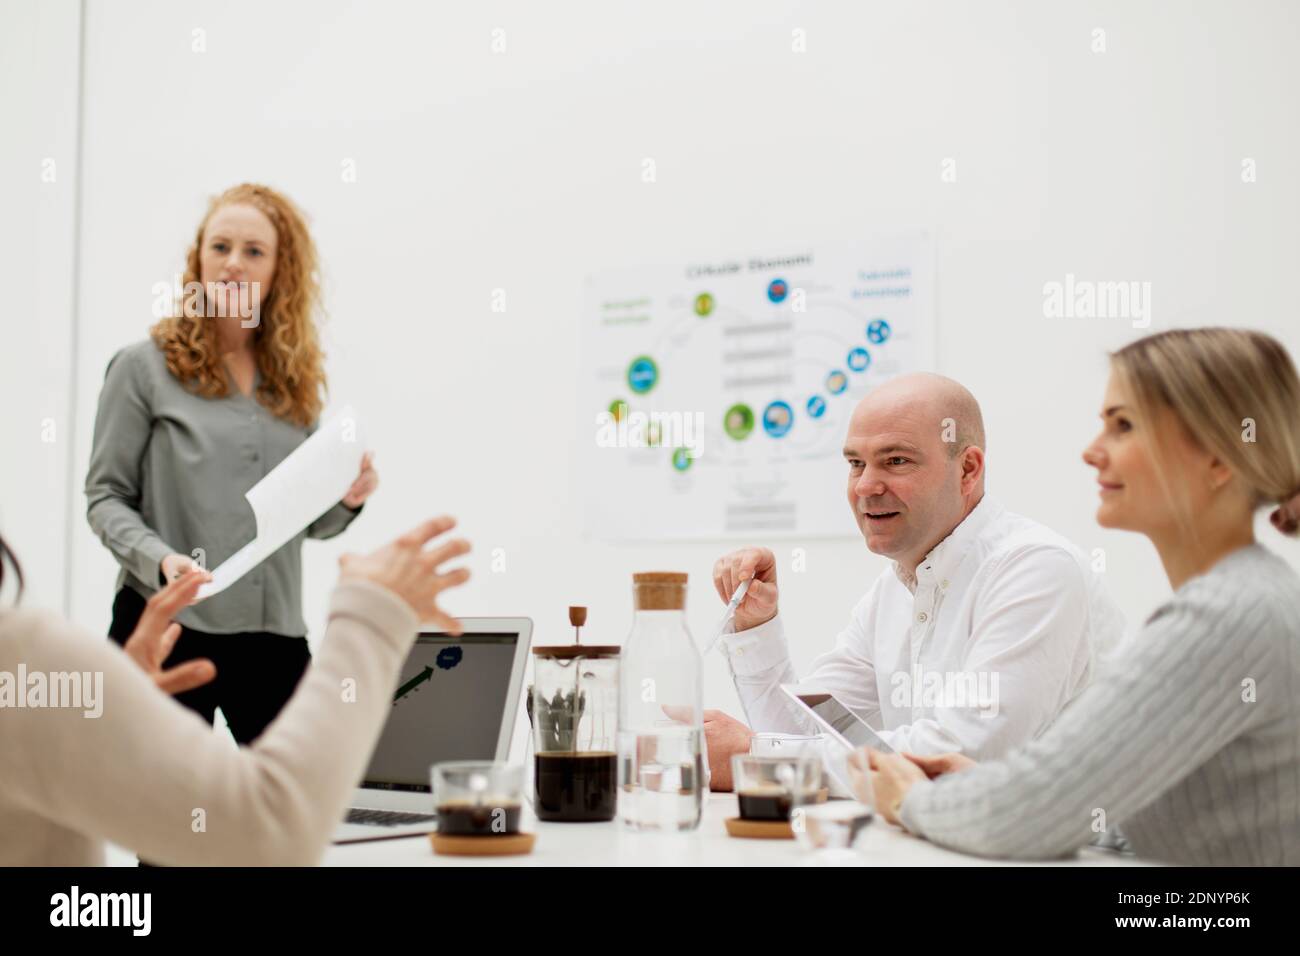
[617,571,704,831]
[527,606,620,822]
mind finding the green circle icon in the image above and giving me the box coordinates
[724,403,755,440]
[608,399,629,423]
[694,292,714,317]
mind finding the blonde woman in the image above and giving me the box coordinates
[858,327,1300,864]
[86,183,377,743]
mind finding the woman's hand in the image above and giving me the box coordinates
[338,515,471,633]
[160,552,199,584]
[904,751,977,779]
[847,747,928,827]
[342,451,378,509]
[125,569,218,696]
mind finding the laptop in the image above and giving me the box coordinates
[332,617,533,843]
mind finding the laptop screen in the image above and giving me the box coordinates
[360,631,520,792]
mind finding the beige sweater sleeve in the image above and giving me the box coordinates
[0,579,418,866]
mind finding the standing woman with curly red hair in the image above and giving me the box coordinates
[86,183,378,744]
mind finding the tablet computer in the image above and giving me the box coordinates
[779,684,895,755]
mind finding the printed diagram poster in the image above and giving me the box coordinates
[581,236,935,541]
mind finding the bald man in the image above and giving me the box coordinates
[706,373,1124,790]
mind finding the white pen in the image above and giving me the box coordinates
[702,577,752,656]
[725,577,752,617]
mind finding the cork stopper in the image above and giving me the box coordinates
[632,571,688,611]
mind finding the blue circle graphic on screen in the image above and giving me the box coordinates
[762,401,794,438]
[867,318,891,344]
[847,347,871,372]
[807,395,827,419]
[626,355,658,394]
[826,370,848,395]
[767,278,789,303]
[436,646,463,670]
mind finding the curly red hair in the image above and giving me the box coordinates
[151,183,326,427]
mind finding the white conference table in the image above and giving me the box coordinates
[322,792,1144,867]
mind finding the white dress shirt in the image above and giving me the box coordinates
[720,496,1126,760]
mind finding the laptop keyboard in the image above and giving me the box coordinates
[345,808,437,827]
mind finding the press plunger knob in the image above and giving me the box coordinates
[569,606,588,628]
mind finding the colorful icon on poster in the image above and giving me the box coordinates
[807,395,827,419]
[694,292,714,316]
[826,370,848,395]
[847,347,871,372]
[767,278,788,303]
[627,355,658,394]
[867,318,891,344]
[724,403,755,441]
[671,448,694,472]
[762,400,794,438]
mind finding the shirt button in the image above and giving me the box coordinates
[917,612,928,623]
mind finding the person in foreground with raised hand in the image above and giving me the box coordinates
[118,568,219,697]
[0,516,470,866]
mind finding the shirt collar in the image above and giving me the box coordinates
[892,495,1002,592]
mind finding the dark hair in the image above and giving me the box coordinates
[0,532,23,604]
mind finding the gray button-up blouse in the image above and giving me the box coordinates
[85,340,361,636]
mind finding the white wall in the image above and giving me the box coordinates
[0,0,81,611]
[10,0,1300,750]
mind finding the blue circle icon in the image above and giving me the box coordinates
[626,356,658,394]
[847,347,871,372]
[867,318,891,344]
[826,370,848,395]
[767,278,789,303]
[807,395,827,419]
[762,401,794,437]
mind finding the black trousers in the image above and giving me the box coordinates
[108,586,311,745]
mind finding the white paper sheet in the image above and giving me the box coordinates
[196,406,365,600]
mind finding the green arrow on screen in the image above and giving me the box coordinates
[393,665,434,703]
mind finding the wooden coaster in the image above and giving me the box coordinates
[430,832,537,856]
[725,817,794,840]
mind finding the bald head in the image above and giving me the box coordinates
[842,373,987,570]
[850,373,986,459]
